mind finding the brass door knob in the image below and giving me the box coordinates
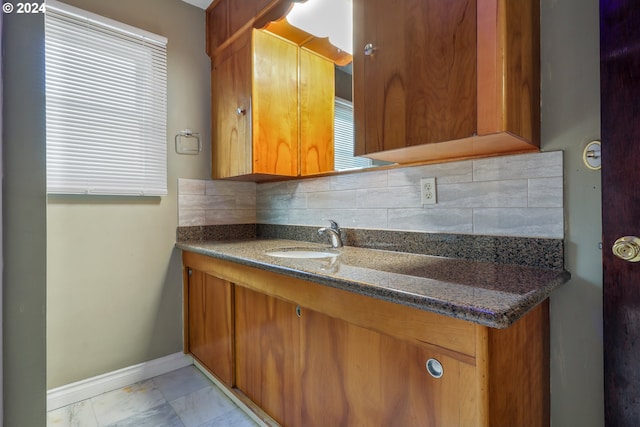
[612,236,640,262]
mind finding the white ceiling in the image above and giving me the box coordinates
[181,0,210,9]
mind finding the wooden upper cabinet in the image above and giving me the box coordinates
[212,33,252,179]
[353,0,477,155]
[212,27,334,180]
[208,0,540,174]
[353,0,540,164]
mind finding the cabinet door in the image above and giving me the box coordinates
[353,0,476,156]
[300,308,478,427]
[187,269,234,386]
[212,35,252,179]
[299,48,335,176]
[252,30,299,177]
[235,287,300,426]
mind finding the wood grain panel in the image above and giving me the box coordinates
[207,0,295,57]
[186,269,234,386]
[477,0,540,146]
[212,34,252,179]
[299,48,334,176]
[206,0,229,56]
[228,0,259,37]
[265,19,353,66]
[355,0,476,156]
[235,286,300,426]
[360,131,538,165]
[299,307,477,426]
[503,0,540,145]
[486,301,549,427]
[252,30,299,176]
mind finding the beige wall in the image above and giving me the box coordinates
[46,0,211,388]
[541,0,603,425]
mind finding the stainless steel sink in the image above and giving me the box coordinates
[264,247,340,259]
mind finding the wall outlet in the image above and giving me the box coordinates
[420,177,437,205]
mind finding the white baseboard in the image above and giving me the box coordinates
[47,352,193,411]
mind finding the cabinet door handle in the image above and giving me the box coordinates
[426,358,444,378]
[236,107,247,116]
[295,305,302,318]
[364,43,377,56]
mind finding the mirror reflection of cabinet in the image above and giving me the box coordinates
[211,24,335,180]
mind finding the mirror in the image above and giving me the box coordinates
[265,0,392,173]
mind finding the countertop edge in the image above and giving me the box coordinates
[176,241,571,329]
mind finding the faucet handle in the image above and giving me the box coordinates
[323,219,341,232]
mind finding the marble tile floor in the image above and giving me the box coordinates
[47,365,260,427]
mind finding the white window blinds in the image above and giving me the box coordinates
[45,0,168,196]
[334,97,371,171]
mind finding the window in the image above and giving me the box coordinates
[333,97,371,171]
[45,0,168,196]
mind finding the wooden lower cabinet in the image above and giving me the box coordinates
[184,267,234,387]
[183,251,549,427]
[299,308,477,427]
[235,286,300,426]
[233,291,477,427]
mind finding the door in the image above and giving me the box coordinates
[601,0,640,424]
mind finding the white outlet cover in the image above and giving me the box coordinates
[420,177,437,205]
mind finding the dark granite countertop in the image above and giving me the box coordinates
[177,239,570,329]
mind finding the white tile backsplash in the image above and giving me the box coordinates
[178,151,565,238]
[356,186,423,209]
[178,180,256,226]
[178,179,206,195]
[388,208,474,233]
[387,160,473,186]
[472,152,563,181]
[528,177,564,207]
[437,180,529,208]
[307,190,359,209]
[473,207,564,238]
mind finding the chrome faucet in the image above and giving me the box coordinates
[318,219,343,248]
